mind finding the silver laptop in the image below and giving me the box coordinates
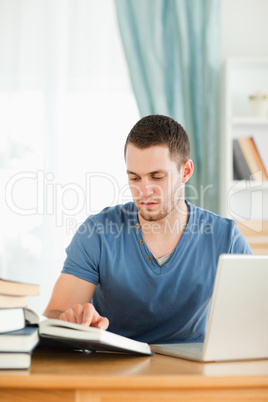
[151,254,268,362]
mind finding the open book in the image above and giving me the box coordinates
[24,309,152,356]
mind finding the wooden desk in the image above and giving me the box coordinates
[0,346,268,401]
[236,220,268,254]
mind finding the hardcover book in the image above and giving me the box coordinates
[38,319,152,355]
[0,353,31,370]
[0,308,26,333]
[0,326,39,353]
[0,279,39,296]
[23,309,152,355]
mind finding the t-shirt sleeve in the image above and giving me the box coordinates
[228,222,253,254]
[61,218,100,284]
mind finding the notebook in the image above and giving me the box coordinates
[151,254,268,362]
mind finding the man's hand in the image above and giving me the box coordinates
[59,303,109,330]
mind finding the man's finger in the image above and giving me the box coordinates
[72,304,84,324]
[81,303,95,326]
[81,304,109,329]
[95,316,109,330]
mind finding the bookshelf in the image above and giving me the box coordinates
[220,58,268,253]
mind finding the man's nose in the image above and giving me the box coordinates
[140,180,154,197]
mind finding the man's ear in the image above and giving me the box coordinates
[181,159,194,183]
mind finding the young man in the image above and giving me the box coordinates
[44,115,252,344]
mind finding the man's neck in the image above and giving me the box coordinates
[138,201,188,237]
[137,201,188,259]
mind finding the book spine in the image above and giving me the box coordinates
[250,137,268,180]
[237,137,263,181]
[233,139,252,180]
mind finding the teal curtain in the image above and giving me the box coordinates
[114,0,220,213]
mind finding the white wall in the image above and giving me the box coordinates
[220,0,268,61]
[220,0,268,121]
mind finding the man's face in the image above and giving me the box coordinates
[125,144,187,222]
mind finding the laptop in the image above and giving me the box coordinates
[151,254,268,362]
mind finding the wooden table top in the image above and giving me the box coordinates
[0,345,268,391]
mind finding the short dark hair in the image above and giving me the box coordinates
[124,115,190,168]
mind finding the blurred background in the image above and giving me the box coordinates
[1,0,268,313]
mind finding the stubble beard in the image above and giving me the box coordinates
[137,204,176,222]
[136,187,184,223]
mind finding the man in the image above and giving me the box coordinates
[44,115,252,344]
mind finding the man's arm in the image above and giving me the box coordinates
[43,273,109,329]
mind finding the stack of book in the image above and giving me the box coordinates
[233,135,268,181]
[0,279,40,369]
[0,279,153,368]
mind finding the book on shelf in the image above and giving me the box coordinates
[252,133,268,177]
[249,138,268,181]
[233,139,252,180]
[234,137,268,181]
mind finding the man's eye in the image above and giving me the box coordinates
[129,177,139,181]
[153,176,164,180]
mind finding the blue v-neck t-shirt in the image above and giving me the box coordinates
[61,201,252,343]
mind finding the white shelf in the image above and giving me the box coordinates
[231,180,268,189]
[221,57,268,221]
[231,117,268,125]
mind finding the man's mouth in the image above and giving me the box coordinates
[140,201,158,210]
